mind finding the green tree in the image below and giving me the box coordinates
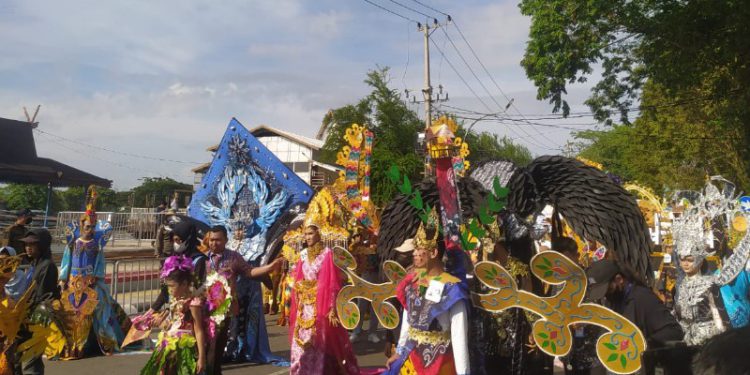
[58,186,120,212]
[130,178,191,208]
[0,184,63,212]
[321,67,533,205]
[576,83,747,193]
[519,0,750,125]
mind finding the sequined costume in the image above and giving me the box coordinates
[140,296,203,375]
[58,237,128,358]
[386,269,470,375]
[289,242,359,375]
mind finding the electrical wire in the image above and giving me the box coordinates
[33,128,203,165]
[361,0,418,23]
[386,0,433,19]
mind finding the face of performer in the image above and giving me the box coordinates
[412,245,438,269]
[304,226,321,247]
[680,255,700,276]
[605,274,627,302]
[82,219,95,240]
[165,279,191,298]
[208,230,228,254]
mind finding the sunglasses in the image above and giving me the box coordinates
[84,225,95,229]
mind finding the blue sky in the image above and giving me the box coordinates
[0,0,598,190]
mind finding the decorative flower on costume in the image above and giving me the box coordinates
[160,255,194,278]
[204,272,232,330]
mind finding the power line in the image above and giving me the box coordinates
[33,128,202,165]
[386,0,433,19]
[407,0,449,17]
[361,0,418,23]
[430,39,560,150]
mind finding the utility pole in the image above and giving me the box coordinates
[409,19,450,130]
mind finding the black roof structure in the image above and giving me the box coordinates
[0,117,112,188]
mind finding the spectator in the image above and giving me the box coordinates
[154,209,175,258]
[14,228,60,375]
[586,260,684,347]
[0,246,30,301]
[2,209,33,251]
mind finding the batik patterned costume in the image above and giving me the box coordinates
[58,237,128,357]
[386,269,470,375]
[140,296,203,375]
[289,242,359,375]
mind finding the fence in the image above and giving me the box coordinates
[109,258,162,316]
[0,209,58,232]
[54,209,182,248]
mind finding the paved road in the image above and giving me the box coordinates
[44,315,388,375]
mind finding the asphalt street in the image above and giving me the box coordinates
[44,315,388,375]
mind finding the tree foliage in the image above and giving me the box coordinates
[519,0,750,126]
[320,67,533,205]
[576,83,748,193]
[129,177,192,208]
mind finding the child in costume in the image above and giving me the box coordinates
[141,255,208,375]
[385,214,470,375]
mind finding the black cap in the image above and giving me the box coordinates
[19,228,52,246]
[585,259,621,301]
[15,208,33,218]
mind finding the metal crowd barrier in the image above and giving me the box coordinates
[55,210,176,248]
[110,258,162,316]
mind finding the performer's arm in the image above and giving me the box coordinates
[58,244,72,283]
[450,301,470,375]
[190,302,207,375]
[93,248,105,281]
[242,257,284,279]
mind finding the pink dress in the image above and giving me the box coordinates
[289,244,359,375]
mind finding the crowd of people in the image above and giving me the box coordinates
[2,174,750,375]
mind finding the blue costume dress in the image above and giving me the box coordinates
[719,268,750,329]
[58,237,127,358]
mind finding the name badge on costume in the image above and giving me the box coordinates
[425,280,445,303]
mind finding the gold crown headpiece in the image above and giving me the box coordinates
[415,210,440,249]
[304,188,335,229]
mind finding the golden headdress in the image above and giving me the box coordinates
[303,187,335,229]
[414,210,440,249]
[80,185,98,226]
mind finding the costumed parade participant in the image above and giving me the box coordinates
[149,220,208,314]
[349,228,381,343]
[289,220,359,375]
[671,180,750,346]
[140,255,207,375]
[2,246,29,302]
[203,226,284,375]
[385,212,470,375]
[0,248,26,374]
[57,187,128,358]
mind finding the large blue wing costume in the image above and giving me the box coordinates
[188,118,313,263]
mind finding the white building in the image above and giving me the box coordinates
[192,125,340,191]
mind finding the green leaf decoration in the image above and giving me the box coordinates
[620,354,627,369]
[542,341,549,348]
[478,205,495,225]
[544,270,553,277]
[387,165,401,184]
[492,177,503,198]
[543,257,552,267]
[411,190,424,210]
[536,265,549,271]
[538,332,549,339]
[607,354,618,362]
[550,342,557,353]
[487,196,503,212]
[468,219,487,239]
[399,175,412,195]
[603,343,617,351]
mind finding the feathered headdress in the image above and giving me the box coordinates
[414,210,440,249]
[161,255,195,278]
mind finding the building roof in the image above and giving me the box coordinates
[0,117,112,187]
[250,124,325,150]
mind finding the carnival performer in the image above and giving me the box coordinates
[289,222,360,375]
[149,221,208,314]
[140,255,207,375]
[672,214,750,345]
[58,210,128,358]
[203,226,284,375]
[1,246,29,302]
[385,215,470,375]
[349,228,381,343]
[0,247,24,374]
